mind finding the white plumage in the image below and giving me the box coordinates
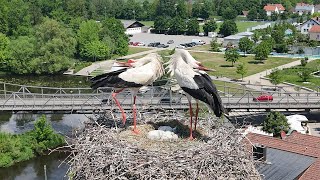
[167,49,225,139]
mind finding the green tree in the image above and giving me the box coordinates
[254,41,272,62]
[269,68,282,85]
[222,7,237,20]
[101,18,128,56]
[7,0,32,37]
[225,48,240,66]
[219,20,238,37]
[0,0,9,34]
[186,18,199,35]
[262,112,290,137]
[236,63,247,80]
[176,0,188,18]
[83,41,111,61]
[247,8,258,21]
[155,0,176,17]
[252,31,260,43]
[238,37,253,56]
[270,12,279,21]
[210,39,221,52]
[301,57,308,67]
[0,33,10,70]
[203,20,217,35]
[298,68,312,82]
[7,36,36,74]
[154,16,170,33]
[168,16,186,35]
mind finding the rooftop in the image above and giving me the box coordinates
[264,4,285,11]
[309,25,320,33]
[246,132,320,179]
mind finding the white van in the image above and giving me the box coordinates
[192,39,205,45]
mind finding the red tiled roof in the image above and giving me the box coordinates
[264,4,285,11]
[246,132,320,180]
[309,25,320,33]
[299,159,320,180]
[273,4,285,11]
[286,131,320,149]
[246,133,320,157]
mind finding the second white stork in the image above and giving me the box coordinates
[167,49,226,139]
[91,53,164,133]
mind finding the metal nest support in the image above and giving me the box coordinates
[67,107,260,180]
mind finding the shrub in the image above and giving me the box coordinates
[262,112,289,137]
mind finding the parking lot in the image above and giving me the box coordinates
[129,33,214,48]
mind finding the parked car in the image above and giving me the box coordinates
[157,44,169,48]
[253,94,273,102]
[132,42,139,46]
[137,42,145,46]
[176,44,186,49]
[167,40,174,44]
[148,42,161,47]
[129,42,134,45]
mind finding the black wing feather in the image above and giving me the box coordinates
[90,68,142,89]
[182,74,226,117]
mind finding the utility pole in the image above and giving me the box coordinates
[133,10,136,20]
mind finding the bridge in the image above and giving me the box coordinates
[0,81,319,113]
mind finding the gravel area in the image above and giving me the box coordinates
[129,33,214,48]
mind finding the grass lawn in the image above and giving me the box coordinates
[268,60,320,91]
[140,21,154,27]
[127,47,152,55]
[214,21,265,33]
[189,44,211,51]
[190,52,298,79]
[214,80,250,95]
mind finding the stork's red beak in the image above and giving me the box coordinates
[115,59,136,67]
[196,62,215,72]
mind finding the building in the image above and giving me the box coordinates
[263,4,285,16]
[309,25,320,41]
[298,17,320,34]
[295,2,315,15]
[285,28,293,36]
[315,4,320,13]
[223,32,254,47]
[245,131,320,180]
[121,20,145,35]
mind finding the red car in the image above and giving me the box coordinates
[253,94,273,102]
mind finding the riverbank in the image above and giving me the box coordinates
[0,115,65,168]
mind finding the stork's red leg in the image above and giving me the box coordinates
[111,88,126,125]
[188,102,194,140]
[194,102,199,131]
[132,96,140,134]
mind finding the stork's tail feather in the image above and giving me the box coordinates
[90,69,126,89]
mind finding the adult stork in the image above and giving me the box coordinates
[167,49,226,139]
[91,53,164,133]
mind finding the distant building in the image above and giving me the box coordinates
[263,4,285,16]
[223,32,254,47]
[244,131,320,180]
[315,4,320,13]
[285,29,293,36]
[242,11,249,17]
[298,17,320,34]
[121,20,145,35]
[309,25,320,41]
[295,2,315,15]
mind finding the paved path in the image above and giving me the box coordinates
[243,57,319,92]
[73,48,163,76]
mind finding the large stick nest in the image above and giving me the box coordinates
[67,108,260,179]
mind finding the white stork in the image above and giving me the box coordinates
[91,53,164,133]
[167,49,226,139]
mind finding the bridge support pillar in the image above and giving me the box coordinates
[305,109,311,112]
[266,109,271,112]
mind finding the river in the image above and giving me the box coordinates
[0,74,92,180]
[0,112,92,180]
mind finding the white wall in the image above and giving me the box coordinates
[125,27,142,35]
[299,20,317,34]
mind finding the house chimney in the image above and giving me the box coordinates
[280,131,286,139]
[253,144,267,162]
